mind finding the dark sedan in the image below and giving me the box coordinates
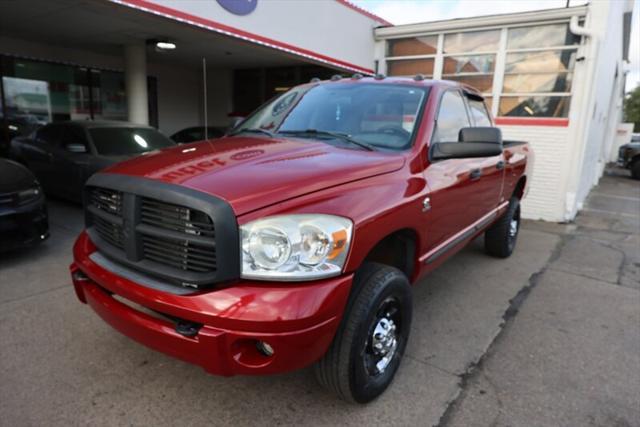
[0,158,49,251]
[170,126,226,143]
[9,121,176,202]
[617,134,640,180]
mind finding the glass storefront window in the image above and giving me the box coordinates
[387,36,438,56]
[507,23,581,50]
[2,58,91,125]
[443,30,500,54]
[91,69,127,121]
[498,95,571,117]
[0,55,158,154]
[387,58,434,77]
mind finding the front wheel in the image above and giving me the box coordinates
[314,263,413,403]
[485,197,521,258]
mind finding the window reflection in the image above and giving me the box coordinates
[443,30,500,53]
[505,50,577,74]
[387,59,434,77]
[388,36,438,56]
[507,24,580,50]
[503,73,573,94]
[499,96,570,117]
[442,55,495,92]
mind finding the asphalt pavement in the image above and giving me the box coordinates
[0,168,637,426]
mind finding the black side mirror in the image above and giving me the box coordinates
[458,127,502,144]
[431,141,503,160]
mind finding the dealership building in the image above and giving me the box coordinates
[0,0,635,222]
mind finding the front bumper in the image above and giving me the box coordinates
[0,197,49,251]
[71,231,353,376]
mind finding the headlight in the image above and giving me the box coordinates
[241,214,352,281]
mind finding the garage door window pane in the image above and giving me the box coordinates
[443,30,500,53]
[444,75,494,92]
[442,55,495,92]
[503,73,573,93]
[388,36,438,56]
[499,96,571,117]
[443,55,495,74]
[387,59,434,77]
[507,23,581,50]
[505,50,577,74]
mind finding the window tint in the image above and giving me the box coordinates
[36,125,62,145]
[89,127,175,156]
[434,91,470,143]
[468,99,492,126]
[61,126,89,148]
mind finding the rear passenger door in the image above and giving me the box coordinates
[423,90,484,248]
[464,95,504,216]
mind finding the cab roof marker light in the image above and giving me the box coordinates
[331,75,343,81]
[374,74,386,80]
[414,74,426,81]
[352,73,363,80]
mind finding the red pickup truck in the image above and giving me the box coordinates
[70,77,532,403]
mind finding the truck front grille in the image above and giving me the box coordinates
[84,175,239,289]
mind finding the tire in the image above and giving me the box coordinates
[631,159,640,180]
[485,197,521,258]
[314,262,413,403]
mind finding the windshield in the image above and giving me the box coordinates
[235,83,429,150]
[90,127,175,156]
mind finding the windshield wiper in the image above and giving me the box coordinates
[278,129,374,151]
[229,128,275,138]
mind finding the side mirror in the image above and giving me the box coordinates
[66,143,87,153]
[458,127,502,144]
[228,117,244,132]
[431,142,502,160]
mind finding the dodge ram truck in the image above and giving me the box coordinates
[70,76,532,403]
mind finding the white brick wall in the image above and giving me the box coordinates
[500,125,570,222]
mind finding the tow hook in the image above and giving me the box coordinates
[175,320,202,338]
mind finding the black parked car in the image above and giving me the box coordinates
[170,126,226,143]
[0,158,49,252]
[618,133,640,180]
[9,121,176,202]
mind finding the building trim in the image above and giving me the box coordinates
[495,117,570,127]
[334,0,393,26]
[374,5,588,39]
[107,0,375,75]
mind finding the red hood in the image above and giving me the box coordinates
[102,136,405,215]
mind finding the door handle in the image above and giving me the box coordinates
[470,168,482,180]
[496,160,505,170]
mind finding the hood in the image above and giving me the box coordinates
[102,136,405,215]
[0,159,38,193]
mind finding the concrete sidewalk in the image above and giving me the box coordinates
[445,169,640,427]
